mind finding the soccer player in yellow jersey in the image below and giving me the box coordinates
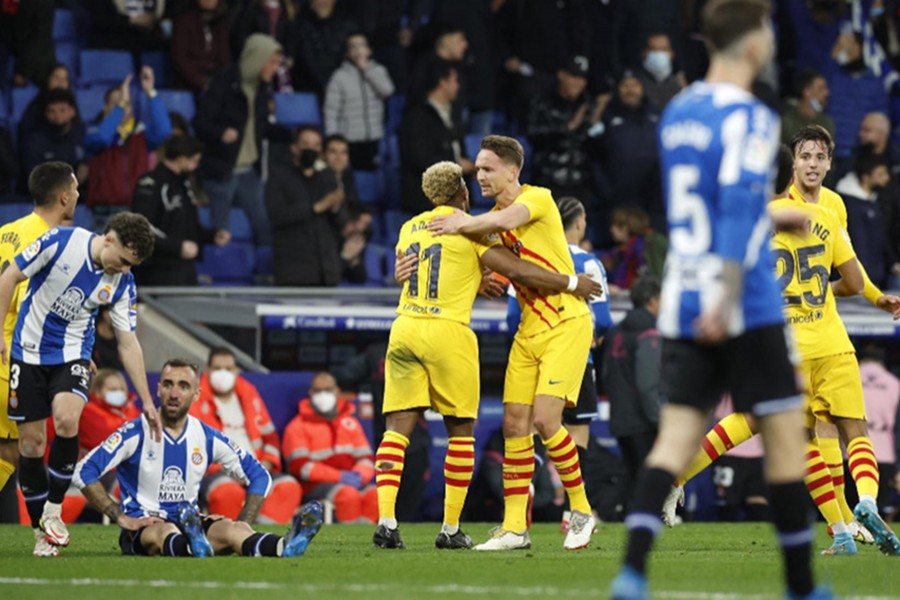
[0,162,78,556]
[428,135,597,551]
[372,161,600,550]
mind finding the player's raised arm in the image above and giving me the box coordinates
[480,245,601,299]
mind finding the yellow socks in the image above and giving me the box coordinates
[443,437,475,528]
[501,435,534,533]
[817,436,853,523]
[803,443,843,528]
[544,427,591,515]
[678,412,755,486]
[0,458,13,492]
[847,437,880,502]
[375,431,409,523]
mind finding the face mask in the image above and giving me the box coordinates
[299,149,319,170]
[105,390,128,407]
[809,98,823,113]
[310,391,337,415]
[835,50,850,66]
[209,369,236,395]
[643,51,672,82]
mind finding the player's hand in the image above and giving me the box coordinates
[875,294,900,320]
[427,209,466,236]
[143,402,163,442]
[770,207,808,231]
[394,251,417,284]
[89,359,98,375]
[140,66,155,95]
[180,240,199,260]
[478,273,507,299]
[572,273,603,299]
[693,305,729,345]
[117,514,162,531]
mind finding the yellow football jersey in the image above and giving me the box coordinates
[770,198,855,360]
[395,205,498,325]
[788,183,847,229]
[498,185,589,338]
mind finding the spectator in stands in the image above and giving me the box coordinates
[348,0,424,91]
[266,127,367,286]
[91,307,124,371]
[836,149,891,287]
[84,0,166,55]
[858,345,900,516]
[604,206,667,292]
[602,275,661,506]
[780,69,836,146]
[194,33,283,247]
[230,0,295,91]
[19,89,87,187]
[191,347,303,525]
[282,372,377,524]
[324,32,394,171]
[323,134,373,240]
[0,126,16,195]
[855,112,900,174]
[408,22,469,124]
[0,0,55,87]
[84,67,173,209]
[18,64,75,145]
[636,33,686,111]
[596,70,664,234]
[170,0,233,93]
[80,369,140,457]
[399,62,472,214]
[526,56,598,206]
[132,135,229,286]
[294,0,358,95]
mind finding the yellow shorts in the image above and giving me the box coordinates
[383,315,480,419]
[801,352,865,427]
[504,313,593,406]
[0,374,17,440]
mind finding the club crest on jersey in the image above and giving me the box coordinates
[191,448,203,465]
[51,287,86,321]
[103,432,122,452]
[8,391,17,410]
[159,466,186,502]
[98,286,112,303]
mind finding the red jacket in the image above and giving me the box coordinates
[190,374,282,470]
[282,398,374,485]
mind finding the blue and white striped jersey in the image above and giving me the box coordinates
[12,227,137,365]
[656,81,783,339]
[507,244,613,364]
[74,415,272,520]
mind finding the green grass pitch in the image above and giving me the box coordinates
[0,522,898,599]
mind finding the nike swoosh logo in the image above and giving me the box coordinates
[548,380,563,385]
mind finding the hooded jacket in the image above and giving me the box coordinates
[194,34,284,180]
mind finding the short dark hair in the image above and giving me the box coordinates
[105,212,155,261]
[557,196,586,230]
[43,88,76,109]
[701,0,771,53]
[165,134,203,160]
[854,146,890,181]
[480,135,524,170]
[207,346,235,366]
[426,60,457,94]
[168,111,190,135]
[161,358,200,379]
[630,275,661,309]
[292,125,322,144]
[28,161,74,208]
[774,143,794,194]
[324,134,349,151]
[790,124,835,159]
[794,68,824,98]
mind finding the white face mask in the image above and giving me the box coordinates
[104,390,128,407]
[209,369,237,395]
[809,97,824,113]
[643,50,672,82]
[310,391,337,415]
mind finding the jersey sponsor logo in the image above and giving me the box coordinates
[21,239,41,261]
[103,432,122,452]
[191,447,203,465]
[786,310,824,325]
[50,287,86,321]
[159,466,187,502]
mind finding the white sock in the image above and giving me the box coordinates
[441,523,459,535]
[378,517,398,529]
[831,522,848,535]
[42,501,62,518]
[276,538,284,557]
[860,494,877,506]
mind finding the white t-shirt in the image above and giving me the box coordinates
[213,395,255,455]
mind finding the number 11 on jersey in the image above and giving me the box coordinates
[405,243,443,299]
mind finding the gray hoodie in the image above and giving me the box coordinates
[237,33,282,168]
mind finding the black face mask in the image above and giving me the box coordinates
[299,149,319,170]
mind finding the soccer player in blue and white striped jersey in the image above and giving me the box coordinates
[0,212,159,554]
[74,358,323,558]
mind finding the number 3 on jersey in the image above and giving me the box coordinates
[405,242,443,299]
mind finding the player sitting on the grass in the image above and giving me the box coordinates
[73,358,323,558]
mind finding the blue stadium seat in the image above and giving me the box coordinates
[197,206,212,229]
[464,133,482,163]
[196,242,255,284]
[0,203,33,225]
[52,9,77,42]
[79,49,133,88]
[55,43,79,79]
[274,92,321,127]
[385,94,406,135]
[379,133,400,167]
[354,170,379,204]
[382,209,411,248]
[140,51,168,88]
[140,88,195,121]
[254,246,273,275]
[229,208,253,241]
[10,86,38,123]
[364,243,388,286]
[75,87,107,122]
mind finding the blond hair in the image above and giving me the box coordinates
[422,161,463,206]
